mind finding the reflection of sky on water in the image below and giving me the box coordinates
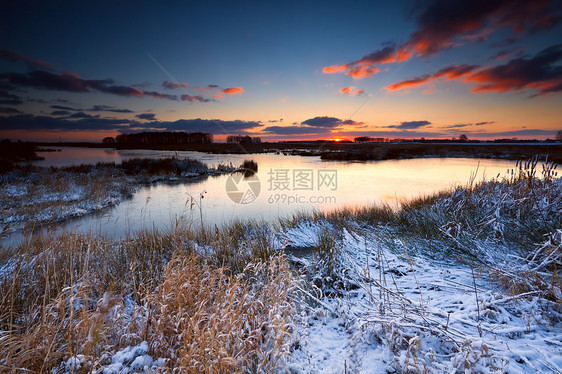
[27,148,517,241]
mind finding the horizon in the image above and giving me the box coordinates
[1,1,561,142]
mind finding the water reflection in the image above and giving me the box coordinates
[17,147,519,243]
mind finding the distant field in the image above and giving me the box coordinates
[37,141,562,163]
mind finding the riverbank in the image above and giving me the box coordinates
[1,160,560,372]
[0,158,236,234]
[31,141,562,163]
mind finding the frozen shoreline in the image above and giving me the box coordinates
[0,158,235,235]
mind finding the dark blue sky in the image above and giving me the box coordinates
[1,0,561,141]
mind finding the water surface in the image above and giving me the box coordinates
[24,147,517,241]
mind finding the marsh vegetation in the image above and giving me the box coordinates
[0,157,560,372]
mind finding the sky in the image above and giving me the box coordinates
[0,0,561,142]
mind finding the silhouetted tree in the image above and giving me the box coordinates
[556,130,562,141]
[458,134,468,141]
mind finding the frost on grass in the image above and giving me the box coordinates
[0,159,560,373]
[0,158,233,234]
[283,163,561,373]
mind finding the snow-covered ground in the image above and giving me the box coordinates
[282,221,562,373]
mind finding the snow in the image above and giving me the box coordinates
[83,342,164,374]
[282,221,562,373]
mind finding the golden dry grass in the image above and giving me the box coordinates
[0,221,298,372]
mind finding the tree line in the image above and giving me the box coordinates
[107,132,214,145]
[226,135,262,144]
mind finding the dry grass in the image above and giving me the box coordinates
[147,254,296,372]
[0,218,298,372]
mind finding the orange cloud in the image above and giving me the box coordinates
[386,64,478,91]
[321,1,559,80]
[323,64,349,73]
[339,86,365,96]
[347,65,380,79]
[387,45,562,97]
[214,87,244,99]
[221,87,244,95]
[386,75,432,91]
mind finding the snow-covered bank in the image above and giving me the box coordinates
[0,158,235,234]
[1,162,560,373]
[283,221,561,373]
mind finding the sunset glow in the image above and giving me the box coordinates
[0,1,561,142]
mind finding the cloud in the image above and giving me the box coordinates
[300,116,365,129]
[323,45,404,79]
[387,64,479,90]
[133,118,262,133]
[490,37,518,48]
[0,90,20,99]
[261,117,365,136]
[141,91,178,100]
[385,120,432,129]
[69,112,99,119]
[87,105,134,113]
[441,121,494,129]
[50,105,77,111]
[465,44,562,96]
[193,85,220,92]
[49,104,134,113]
[136,113,157,121]
[0,70,180,100]
[213,87,245,98]
[0,99,23,105]
[261,126,328,135]
[301,116,343,128]
[387,45,562,96]
[180,94,215,103]
[339,86,365,96]
[323,0,560,79]
[490,48,525,61]
[0,49,55,71]
[0,114,131,131]
[0,107,21,114]
[162,80,188,89]
[0,90,22,105]
[0,114,262,135]
[51,110,70,116]
[402,0,558,57]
